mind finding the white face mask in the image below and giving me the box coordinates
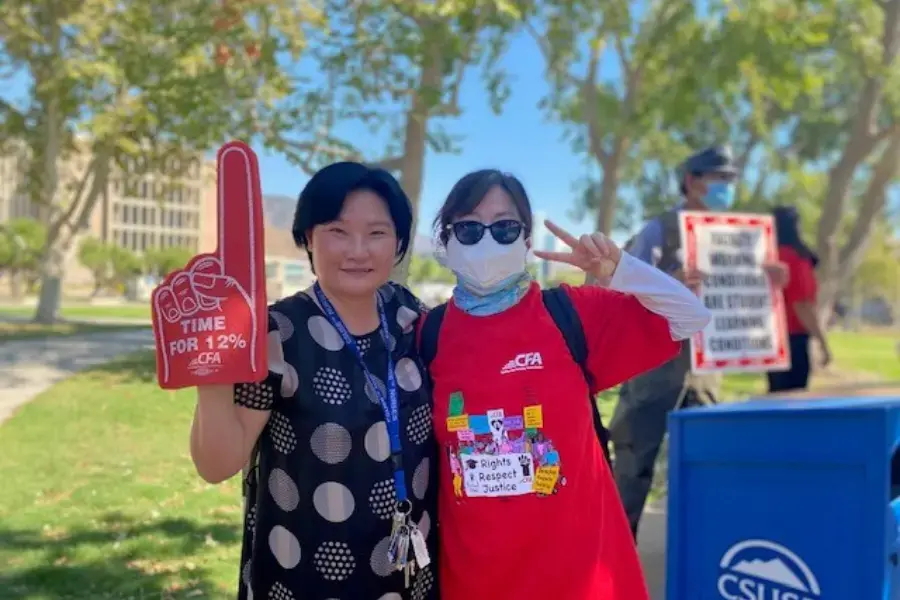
[441,233,528,293]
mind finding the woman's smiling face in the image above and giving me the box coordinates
[308,189,398,298]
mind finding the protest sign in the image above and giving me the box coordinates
[679,211,790,374]
[151,141,268,389]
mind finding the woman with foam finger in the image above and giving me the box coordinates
[417,170,712,600]
[189,162,437,600]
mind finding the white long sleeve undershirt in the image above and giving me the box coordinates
[608,251,712,341]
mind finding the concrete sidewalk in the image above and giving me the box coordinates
[0,329,154,425]
[638,502,667,600]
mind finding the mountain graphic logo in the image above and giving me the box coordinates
[718,539,820,598]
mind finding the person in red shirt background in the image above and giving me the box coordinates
[768,205,831,393]
[419,170,711,600]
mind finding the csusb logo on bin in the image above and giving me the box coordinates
[717,539,821,600]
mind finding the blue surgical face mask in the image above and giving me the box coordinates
[703,181,736,210]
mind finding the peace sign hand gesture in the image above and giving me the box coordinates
[532,220,622,284]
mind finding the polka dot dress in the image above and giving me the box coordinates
[235,284,438,600]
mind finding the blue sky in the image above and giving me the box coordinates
[257,31,609,241]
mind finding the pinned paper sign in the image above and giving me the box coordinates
[533,465,560,495]
[151,141,268,389]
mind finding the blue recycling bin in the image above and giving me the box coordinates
[666,396,900,600]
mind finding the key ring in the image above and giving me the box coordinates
[395,499,412,517]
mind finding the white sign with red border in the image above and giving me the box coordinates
[679,211,791,374]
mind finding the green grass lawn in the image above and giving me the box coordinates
[829,329,900,380]
[0,303,151,322]
[0,331,897,598]
[0,321,149,341]
[0,352,241,600]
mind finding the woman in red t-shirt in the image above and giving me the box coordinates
[422,170,711,600]
[768,206,831,392]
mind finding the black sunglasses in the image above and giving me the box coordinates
[449,219,524,246]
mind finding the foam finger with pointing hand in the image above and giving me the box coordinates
[151,141,268,390]
[191,256,225,310]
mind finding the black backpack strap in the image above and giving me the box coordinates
[419,302,448,371]
[541,288,611,466]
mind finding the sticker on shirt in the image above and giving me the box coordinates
[446,403,567,499]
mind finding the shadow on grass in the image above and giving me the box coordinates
[0,512,240,600]
[88,350,159,384]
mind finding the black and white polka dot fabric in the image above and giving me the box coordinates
[234,283,438,600]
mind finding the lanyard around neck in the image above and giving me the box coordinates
[313,283,409,505]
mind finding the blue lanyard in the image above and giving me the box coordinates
[313,283,408,504]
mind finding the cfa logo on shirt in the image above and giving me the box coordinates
[500,352,543,375]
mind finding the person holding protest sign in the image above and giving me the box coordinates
[416,169,711,600]
[767,205,831,392]
[187,161,437,600]
[611,145,789,538]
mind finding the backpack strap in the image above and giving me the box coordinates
[418,302,448,372]
[540,288,611,465]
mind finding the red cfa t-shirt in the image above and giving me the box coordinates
[428,282,681,600]
[779,245,817,334]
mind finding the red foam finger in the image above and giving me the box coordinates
[190,254,224,276]
[189,255,225,309]
[149,141,268,390]
[154,286,182,323]
[193,273,236,298]
[216,141,263,297]
[171,272,201,316]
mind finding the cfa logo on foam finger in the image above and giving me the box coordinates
[717,539,821,600]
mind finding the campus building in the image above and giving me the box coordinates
[0,144,310,296]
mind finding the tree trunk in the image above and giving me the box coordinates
[815,0,900,317]
[33,143,111,323]
[594,142,625,236]
[817,132,900,319]
[34,246,65,323]
[8,271,22,299]
[390,63,436,285]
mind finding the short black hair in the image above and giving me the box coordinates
[432,169,533,245]
[291,161,413,269]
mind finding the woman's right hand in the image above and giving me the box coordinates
[190,331,297,483]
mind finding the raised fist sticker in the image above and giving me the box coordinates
[151,141,268,389]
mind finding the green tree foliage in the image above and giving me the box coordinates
[705,0,900,314]
[530,0,708,235]
[278,0,523,282]
[143,246,194,277]
[541,0,899,312]
[77,237,142,295]
[407,255,454,285]
[546,268,584,287]
[0,218,46,297]
[0,0,318,322]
